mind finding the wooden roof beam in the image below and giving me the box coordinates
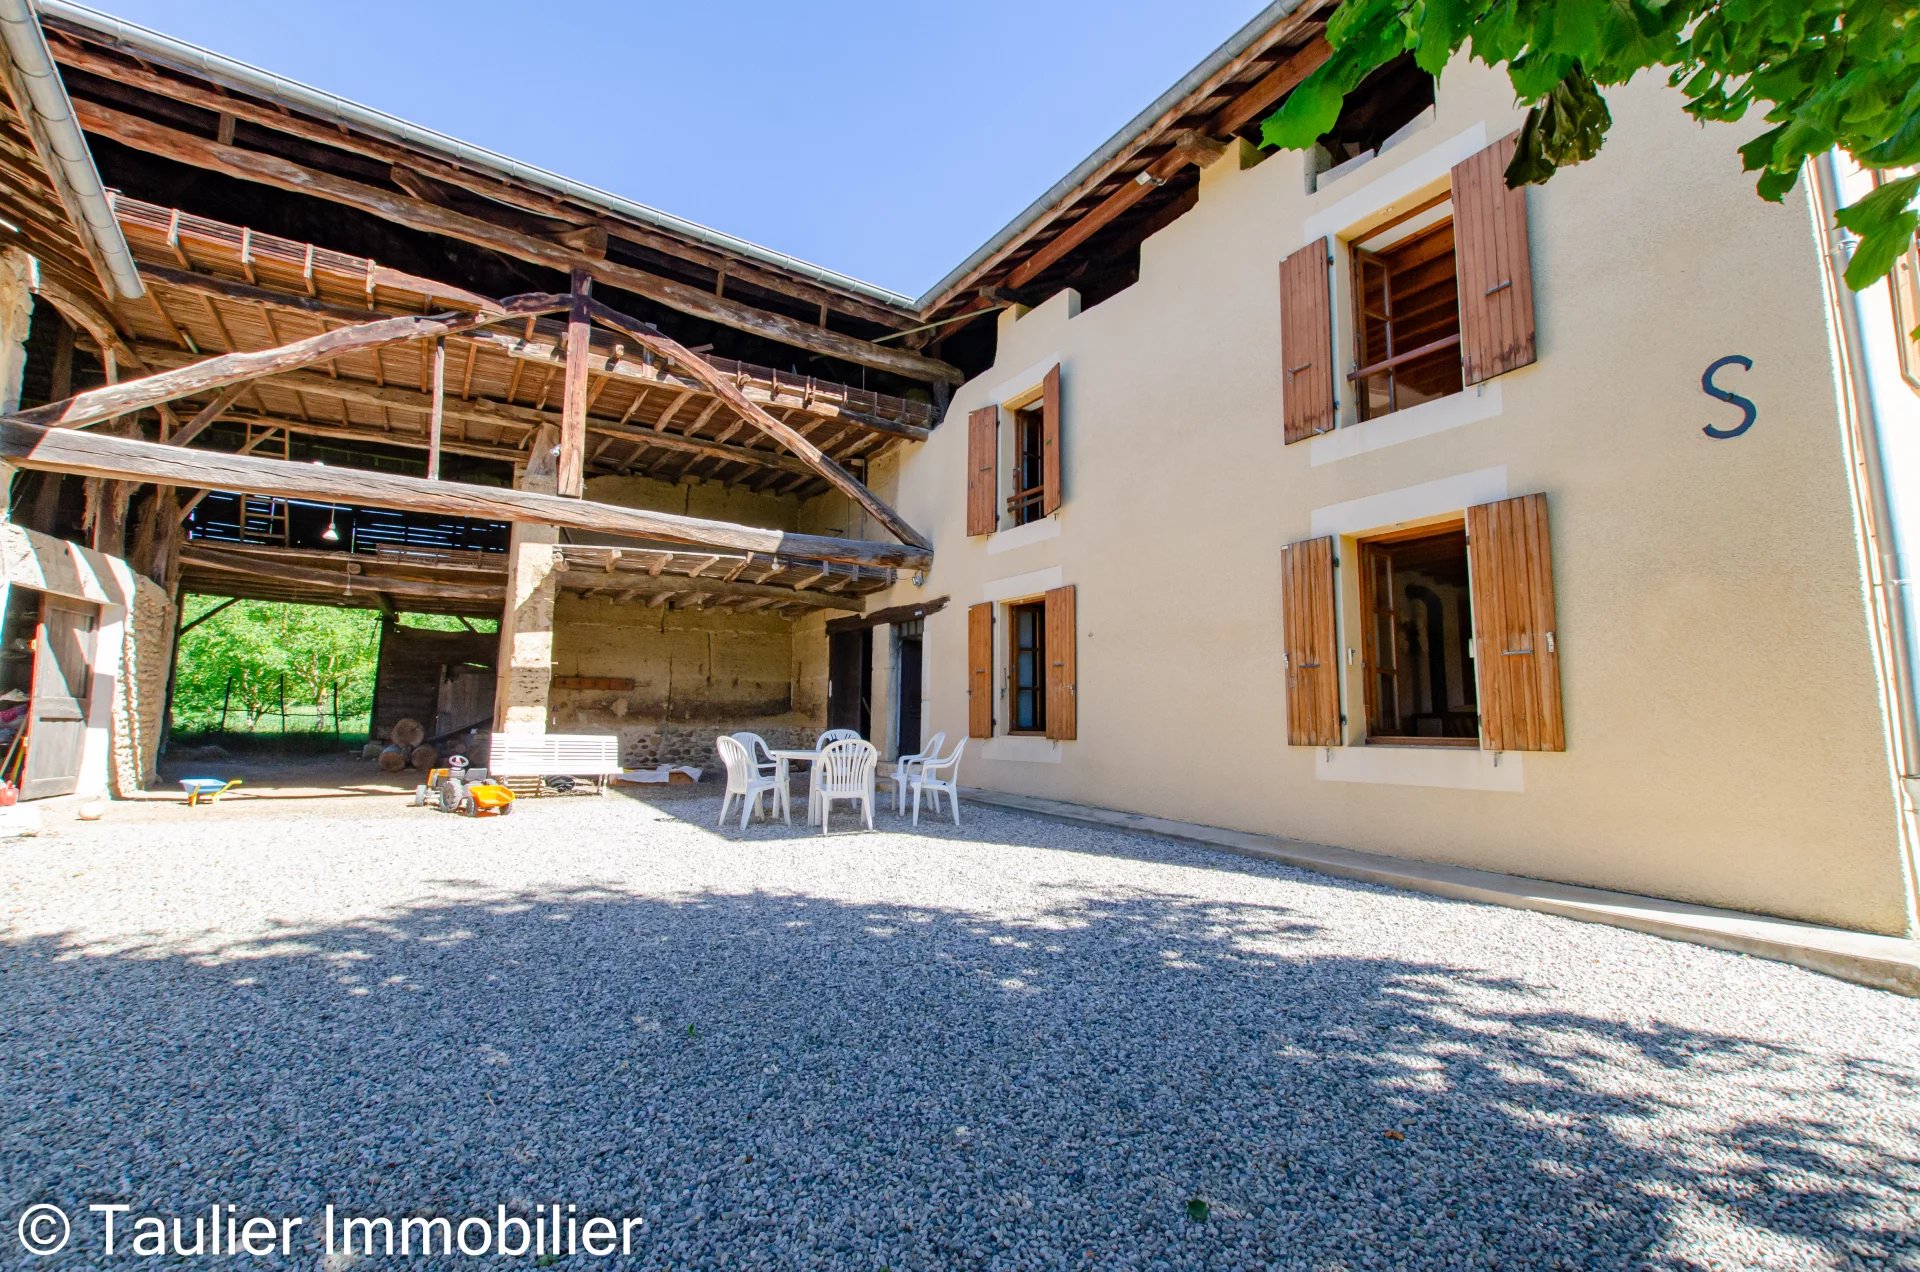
[71,98,963,385]
[181,545,505,603]
[1005,131,1223,290]
[557,569,864,612]
[1206,36,1334,138]
[135,263,929,441]
[0,415,932,569]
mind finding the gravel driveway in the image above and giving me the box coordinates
[3,779,1918,1269]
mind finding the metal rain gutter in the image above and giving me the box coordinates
[0,0,140,299]
[35,0,916,310]
[912,0,1310,311]
[1813,152,1920,919]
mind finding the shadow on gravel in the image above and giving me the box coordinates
[4,882,1916,1269]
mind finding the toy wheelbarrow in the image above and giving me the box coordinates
[179,777,242,806]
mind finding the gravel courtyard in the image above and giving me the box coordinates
[4,775,1919,1270]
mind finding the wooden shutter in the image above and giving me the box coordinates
[1280,536,1340,746]
[1451,133,1537,385]
[1279,239,1335,443]
[1041,364,1063,517]
[967,601,994,738]
[966,406,998,536]
[1044,584,1076,740]
[1466,493,1564,751]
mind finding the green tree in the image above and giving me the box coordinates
[173,597,380,732]
[1260,1,1920,290]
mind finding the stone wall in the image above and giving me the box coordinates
[112,573,174,795]
[548,591,825,770]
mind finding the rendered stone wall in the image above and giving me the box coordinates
[548,592,825,770]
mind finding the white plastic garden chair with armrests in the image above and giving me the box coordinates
[813,738,878,835]
[715,735,781,830]
[910,737,968,826]
[731,731,780,778]
[816,728,862,747]
[877,731,946,816]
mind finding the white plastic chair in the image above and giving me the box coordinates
[910,737,968,826]
[817,727,862,748]
[813,738,878,835]
[715,735,780,830]
[878,731,946,815]
[731,731,779,778]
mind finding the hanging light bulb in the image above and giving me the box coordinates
[322,506,340,542]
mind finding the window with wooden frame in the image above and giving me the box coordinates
[970,365,1062,534]
[1007,599,1048,733]
[1350,197,1464,421]
[1278,134,1536,445]
[1281,494,1564,753]
[1357,521,1479,745]
[970,587,1076,742]
[1008,402,1048,526]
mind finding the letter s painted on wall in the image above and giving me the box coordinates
[1701,354,1757,439]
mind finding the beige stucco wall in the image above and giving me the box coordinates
[861,60,1914,934]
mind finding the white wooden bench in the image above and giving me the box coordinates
[487,732,621,794]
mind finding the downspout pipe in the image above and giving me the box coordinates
[1812,152,1920,914]
[0,0,141,300]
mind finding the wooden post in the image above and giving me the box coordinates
[426,336,446,480]
[558,270,592,498]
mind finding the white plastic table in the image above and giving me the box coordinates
[768,748,821,825]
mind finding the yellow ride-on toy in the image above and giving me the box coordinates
[411,755,516,817]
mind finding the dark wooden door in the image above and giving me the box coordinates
[22,597,96,800]
[827,628,872,736]
[895,633,923,757]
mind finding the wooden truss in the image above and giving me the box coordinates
[1,275,935,576]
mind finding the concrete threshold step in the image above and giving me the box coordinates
[964,788,1920,996]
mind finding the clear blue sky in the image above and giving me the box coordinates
[85,1,1267,297]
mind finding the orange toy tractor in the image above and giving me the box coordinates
[411,755,516,817]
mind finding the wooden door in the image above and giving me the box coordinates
[21,597,96,800]
[895,633,923,757]
[828,628,873,735]
[1280,537,1341,746]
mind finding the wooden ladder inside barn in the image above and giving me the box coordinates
[238,424,292,546]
